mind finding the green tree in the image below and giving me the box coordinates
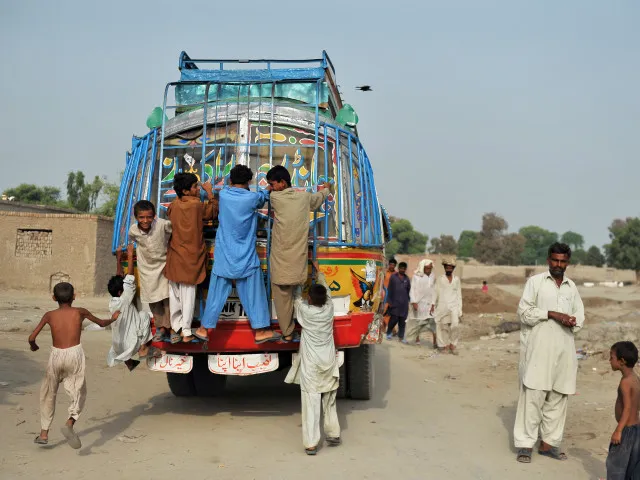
[585,245,605,267]
[561,231,585,251]
[94,180,120,217]
[571,249,587,265]
[474,213,508,264]
[429,234,458,254]
[519,226,559,265]
[2,184,62,205]
[496,233,526,266]
[457,230,477,258]
[605,218,640,281]
[386,218,428,257]
[66,171,104,212]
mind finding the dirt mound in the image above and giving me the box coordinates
[582,297,622,308]
[464,273,525,286]
[462,287,520,314]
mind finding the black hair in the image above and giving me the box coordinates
[173,172,198,198]
[53,282,74,304]
[230,164,253,185]
[388,258,397,265]
[134,200,156,217]
[398,262,407,269]
[266,165,292,187]
[108,275,125,297]
[483,281,487,285]
[309,283,328,307]
[612,341,639,367]
[548,242,572,259]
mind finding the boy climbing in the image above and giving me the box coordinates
[195,165,281,343]
[285,261,341,455]
[127,199,172,342]
[106,245,158,371]
[165,173,217,343]
[266,165,330,342]
[29,282,120,449]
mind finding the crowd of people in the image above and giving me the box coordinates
[382,256,462,354]
[24,173,640,475]
[27,165,339,454]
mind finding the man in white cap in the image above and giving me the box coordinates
[434,258,463,355]
[405,259,437,347]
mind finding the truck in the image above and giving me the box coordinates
[112,51,391,400]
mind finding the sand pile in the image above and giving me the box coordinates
[582,297,622,308]
[462,287,520,314]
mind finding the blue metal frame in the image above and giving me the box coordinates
[114,51,387,257]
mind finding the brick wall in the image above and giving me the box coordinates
[0,212,114,295]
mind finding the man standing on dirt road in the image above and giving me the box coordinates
[385,261,410,341]
[434,258,463,354]
[513,242,585,464]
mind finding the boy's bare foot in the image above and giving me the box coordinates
[182,335,195,342]
[138,345,150,358]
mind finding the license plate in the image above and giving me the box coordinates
[208,353,279,376]
[147,354,193,373]
[218,299,248,321]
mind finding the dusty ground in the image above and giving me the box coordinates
[1,285,639,479]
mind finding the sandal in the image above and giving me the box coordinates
[193,330,209,342]
[517,448,532,463]
[152,330,166,342]
[326,437,341,447]
[34,435,48,445]
[255,332,282,344]
[170,331,181,344]
[305,447,317,456]
[538,446,567,461]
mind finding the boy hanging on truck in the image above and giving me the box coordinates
[128,199,173,342]
[106,245,159,372]
[194,165,281,343]
[266,165,331,342]
[29,282,120,449]
[285,261,341,455]
[165,173,217,343]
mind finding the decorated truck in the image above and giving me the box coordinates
[112,51,391,400]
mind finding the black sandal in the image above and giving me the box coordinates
[517,448,532,463]
[538,446,567,461]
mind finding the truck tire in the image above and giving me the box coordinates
[347,345,374,400]
[166,372,196,397]
[192,355,227,397]
[337,359,348,399]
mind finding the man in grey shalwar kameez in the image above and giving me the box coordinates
[285,268,341,455]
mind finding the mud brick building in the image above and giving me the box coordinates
[0,201,114,295]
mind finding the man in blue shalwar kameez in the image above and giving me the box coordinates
[193,165,281,344]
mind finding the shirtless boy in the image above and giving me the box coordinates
[29,282,120,449]
[606,341,640,479]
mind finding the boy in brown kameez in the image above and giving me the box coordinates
[165,173,218,342]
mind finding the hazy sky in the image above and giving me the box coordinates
[1,1,638,249]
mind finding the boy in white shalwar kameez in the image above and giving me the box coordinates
[405,259,437,347]
[285,263,341,455]
[107,245,154,371]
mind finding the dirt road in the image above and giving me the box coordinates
[0,324,610,480]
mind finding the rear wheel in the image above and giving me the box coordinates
[192,355,227,397]
[346,345,374,400]
[166,371,196,397]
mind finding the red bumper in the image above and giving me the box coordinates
[152,312,374,354]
